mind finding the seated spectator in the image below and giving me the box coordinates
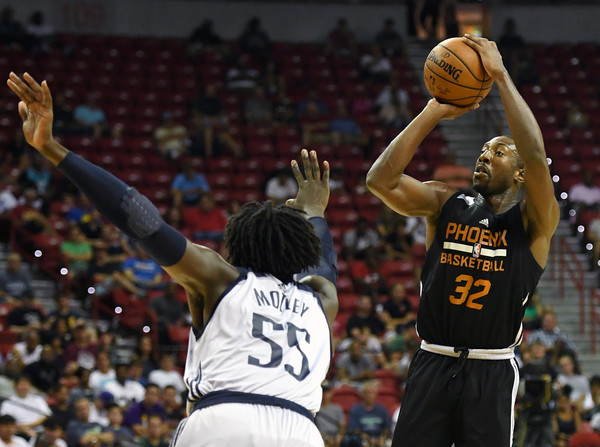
[23,344,63,394]
[297,88,329,118]
[60,226,93,298]
[154,112,190,162]
[329,102,368,148]
[65,398,114,447]
[171,162,210,208]
[335,340,377,390]
[73,93,109,138]
[0,251,35,304]
[89,351,115,394]
[135,413,169,447]
[0,415,29,447]
[527,309,578,366]
[148,282,187,346]
[325,18,357,57]
[88,392,112,427]
[342,381,391,447]
[265,169,297,206]
[29,417,66,447]
[67,366,95,405]
[49,383,76,431]
[10,187,56,237]
[315,381,346,446]
[342,217,380,261]
[119,245,167,296]
[51,92,75,137]
[225,54,261,95]
[0,172,19,219]
[379,282,416,338]
[557,354,595,413]
[105,404,134,447]
[147,355,186,398]
[161,385,185,432]
[134,335,159,382]
[101,361,146,408]
[374,18,404,57]
[243,86,273,126]
[123,384,166,438]
[587,213,600,267]
[374,74,411,131]
[183,193,228,243]
[24,11,54,55]
[189,83,242,158]
[554,387,582,446]
[0,7,25,49]
[382,216,413,261]
[7,295,46,334]
[568,171,600,212]
[0,375,52,439]
[19,153,53,200]
[46,293,82,335]
[238,16,271,64]
[63,322,97,371]
[350,254,390,300]
[11,329,42,367]
[186,18,225,57]
[359,43,393,84]
[346,295,386,342]
[300,101,332,146]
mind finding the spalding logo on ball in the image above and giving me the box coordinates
[424,37,494,107]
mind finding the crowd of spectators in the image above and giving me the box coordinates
[0,7,598,447]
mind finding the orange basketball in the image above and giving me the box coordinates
[423,37,494,107]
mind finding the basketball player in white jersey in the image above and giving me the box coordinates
[8,72,339,446]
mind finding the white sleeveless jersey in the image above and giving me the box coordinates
[183,269,332,414]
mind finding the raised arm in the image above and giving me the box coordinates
[7,72,237,329]
[287,149,338,325]
[463,35,559,264]
[366,98,475,222]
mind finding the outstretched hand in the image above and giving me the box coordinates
[286,149,330,218]
[7,72,54,152]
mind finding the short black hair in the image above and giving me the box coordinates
[224,202,321,283]
[0,414,15,425]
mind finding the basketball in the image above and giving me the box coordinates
[423,37,494,107]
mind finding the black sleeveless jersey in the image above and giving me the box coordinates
[416,192,544,349]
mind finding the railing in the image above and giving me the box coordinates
[590,288,600,354]
[555,236,586,334]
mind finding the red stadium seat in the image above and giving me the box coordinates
[331,386,361,415]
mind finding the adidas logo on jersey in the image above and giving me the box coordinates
[479,218,489,227]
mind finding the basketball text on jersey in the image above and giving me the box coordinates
[254,288,310,316]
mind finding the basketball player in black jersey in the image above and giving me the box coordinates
[367,34,559,447]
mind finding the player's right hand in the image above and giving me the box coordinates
[426,98,479,120]
[7,72,54,152]
[287,149,330,218]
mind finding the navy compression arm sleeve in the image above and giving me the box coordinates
[58,152,186,266]
[297,216,338,286]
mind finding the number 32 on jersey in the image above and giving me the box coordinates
[448,274,491,310]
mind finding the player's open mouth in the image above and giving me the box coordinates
[474,165,489,176]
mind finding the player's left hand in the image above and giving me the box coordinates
[461,34,506,79]
[7,72,55,152]
[286,149,330,218]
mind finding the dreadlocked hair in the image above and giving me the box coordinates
[224,201,322,283]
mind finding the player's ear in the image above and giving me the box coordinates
[514,167,525,184]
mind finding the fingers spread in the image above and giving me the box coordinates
[322,160,330,184]
[17,101,28,122]
[41,80,53,108]
[310,150,321,181]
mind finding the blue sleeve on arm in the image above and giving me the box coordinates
[297,216,338,287]
[58,152,187,266]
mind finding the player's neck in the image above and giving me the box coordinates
[478,192,519,215]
